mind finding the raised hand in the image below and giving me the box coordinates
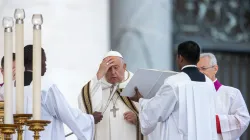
[92,111,103,124]
[124,111,137,125]
[129,87,143,102]
[96,57,115,80]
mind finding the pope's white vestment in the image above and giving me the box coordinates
[78,71,146,140]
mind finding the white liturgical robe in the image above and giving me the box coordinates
[0,81,15,101]
[0,85,4,101]
[215,84,250,140]
[21,77,95,140]
[78,71,145,140]
[146,123,161,140]
[138,72,217,140]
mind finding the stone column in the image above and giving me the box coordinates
[110,0,173,72]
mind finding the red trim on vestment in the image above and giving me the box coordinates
[216,115,222,134]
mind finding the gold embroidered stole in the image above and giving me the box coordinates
[81,82,143,140]
[81,82,93,114]
[116,89,144,140]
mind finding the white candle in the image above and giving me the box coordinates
[2,17,14,124]
[32,14,43,120]
[14,9,25,114]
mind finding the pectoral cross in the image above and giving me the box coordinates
[110,105,119,117]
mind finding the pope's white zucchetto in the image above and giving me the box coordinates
[103,51,123,59]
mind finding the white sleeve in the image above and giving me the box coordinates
[0,86,4,101]
[78,94,87,113]
[43,84,95,140]
[138,81,177,135]
[219,90,250,140]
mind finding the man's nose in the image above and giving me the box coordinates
[111,67,116,74]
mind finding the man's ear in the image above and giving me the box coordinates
[214,65,219,74]
[123,63,127,70]
[178,55,184,63]
[1,68,3,75]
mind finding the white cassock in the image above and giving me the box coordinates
[19,77,95,140]
[0,85,4,101]
[215,85,250,140]
[138,72,217,140]
[0,81,15,101]
[145,123,161,140]
[78,71,146,140]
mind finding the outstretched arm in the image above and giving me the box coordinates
[135,83,177,135]
[43,84,95,140]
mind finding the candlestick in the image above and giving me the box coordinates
[14,9,25,114]
[0,124,17,140]
[13,114,32,140]
[2,17,14,124]
[32,14,43,120]
[26,120,50,140]
[0,101,4,139]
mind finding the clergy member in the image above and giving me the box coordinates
[22,45,103,140]
[24,45,42,86]
[130,41,217,140]
[197,53,250,140]
[0,53,16,100]
[78,51,144,140]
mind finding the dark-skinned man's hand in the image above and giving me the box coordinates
[129,87,143,102]
[92,112,103,124]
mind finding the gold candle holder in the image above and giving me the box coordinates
[0,101,5,140]
[0,124,17,140]
[26,120,50,140]
[14,114,32,140]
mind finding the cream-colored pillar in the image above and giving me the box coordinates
[110,0,173,72]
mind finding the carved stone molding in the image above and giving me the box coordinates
[173,0,250,43]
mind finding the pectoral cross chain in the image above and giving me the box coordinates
[110,105,119,117]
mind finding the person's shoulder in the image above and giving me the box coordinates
[43,76,57,90]
[221,85,241,97]
[222,85,240,92]
[119,71,134,88]
[30,76,57,92]
[165,72,189,84]
[128,71,134,77]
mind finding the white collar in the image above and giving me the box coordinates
[181,65,197,70]
[25,70,33,72]
[213,78,218,82]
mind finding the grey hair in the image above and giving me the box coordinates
[118,57,125,64]
[200,53,217,66]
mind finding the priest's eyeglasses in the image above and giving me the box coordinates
[198,66,214,71]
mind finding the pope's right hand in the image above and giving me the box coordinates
[92,111,103,124]
[96,57,115,80]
